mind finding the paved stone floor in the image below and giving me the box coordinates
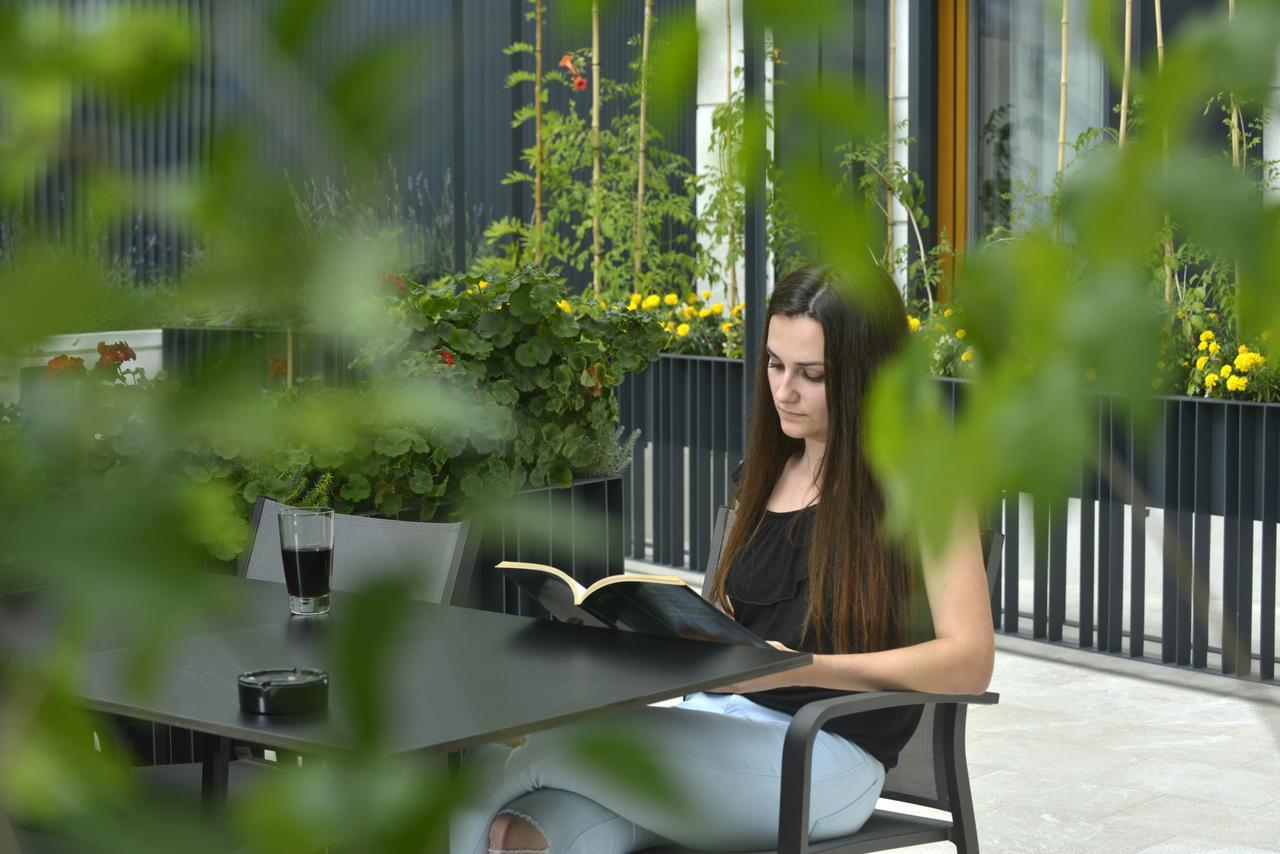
[896,635,1280,854]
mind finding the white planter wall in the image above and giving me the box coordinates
[2,329,164,405]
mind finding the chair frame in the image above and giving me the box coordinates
[680,507,1001,854]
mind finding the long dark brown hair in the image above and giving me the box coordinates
[708,265,914,654]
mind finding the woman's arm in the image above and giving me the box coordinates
[714,508,996,696]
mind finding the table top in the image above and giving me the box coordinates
[75,576,810,757]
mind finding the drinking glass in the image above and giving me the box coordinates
[277,508,334,616]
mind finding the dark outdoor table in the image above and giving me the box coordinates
[73,575,809,818]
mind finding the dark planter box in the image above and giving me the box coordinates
[358,476,625,617]
[162,327,364,388]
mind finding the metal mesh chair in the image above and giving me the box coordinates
[643,507,1000,854]
[241,497,480,606]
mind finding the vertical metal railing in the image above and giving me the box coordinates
[618,354,745,572]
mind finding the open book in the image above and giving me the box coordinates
[496,561,769,648]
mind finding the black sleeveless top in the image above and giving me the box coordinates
[726,506,923,769]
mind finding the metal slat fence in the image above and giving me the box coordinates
[619,357,1279,683]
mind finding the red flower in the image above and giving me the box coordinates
[268,354,289,383]
[45,354,86,379]
[380,272,408,293]
[437,348,455,366]
[559,53,578,75]
[95,340,136,369]
[573,75,588,92]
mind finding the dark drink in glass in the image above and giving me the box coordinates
[277,508,334,616]
[282,546,333,598]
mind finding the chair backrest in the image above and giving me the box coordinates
[701,506,1003,810]
[239,497,480,607]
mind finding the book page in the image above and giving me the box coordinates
[495,564,607,627]
[582,573,687,597]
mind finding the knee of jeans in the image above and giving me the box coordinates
[498,788,623,853]
[489,810,549,852]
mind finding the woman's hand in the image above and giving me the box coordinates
[708,641,809,694]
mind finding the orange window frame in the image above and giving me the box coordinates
[937,0,969,294]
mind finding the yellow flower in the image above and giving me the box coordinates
[721,322,733,333]
[711,302,725,315]
[1198,341,1208,351]
[960,348,975,363]
[626,302,637,311]
[943,307,954,318]
[643,294,661,309]
[701,290,712,300]
[955,329,967,340]
[1209,312,1218,320]
[1196,355,1209,372]
[1237,376,1249,392]
[599,299,608,310]
[664,293,679,306]
[676,323,690,337]
[1200,330,1215,342]
[1239,344,1249,355]
[699,308,712,318]
[685,293,699,305]
[477,279,489,290]
[631,292,642,302]
[1235,352,1265,373]
[732,303,745,317]
[1226,375,1242,392]
[1220,364,1232,377]
[662,321,675,332]
[556,299,573,314]
[681,305,695,319]
[907,315,921,332]
[1205,373,1220,390]
[1209,342,1221,355]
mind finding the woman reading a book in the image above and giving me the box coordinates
[457,265,995,854]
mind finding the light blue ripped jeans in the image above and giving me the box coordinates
[450,692,885,854]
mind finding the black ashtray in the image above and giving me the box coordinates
[238,668,329,715]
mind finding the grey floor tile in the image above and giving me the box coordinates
[1104,757,1280,808]
[966,733,1143,782]
[1135,838,1280,854]
[969,770,1161,821]
[1108,794,1280,850]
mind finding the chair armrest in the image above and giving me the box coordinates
[776,691,998,854]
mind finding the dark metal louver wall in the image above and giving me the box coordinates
[4,0,697,288]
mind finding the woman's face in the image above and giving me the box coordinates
[766,314,829,445]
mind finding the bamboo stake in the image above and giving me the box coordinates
[1229,0,1242,326]
[1156,0,1173,303]
[533,0,544,263]
[591,1,602,295]
[632,0,654,280]
[1055,0,1070,241]
[725,0,738,307]
[886,0,897,271]
[1229,1,1241,172]
[1118,0,1133,148]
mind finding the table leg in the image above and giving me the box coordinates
[200,735,231,816]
